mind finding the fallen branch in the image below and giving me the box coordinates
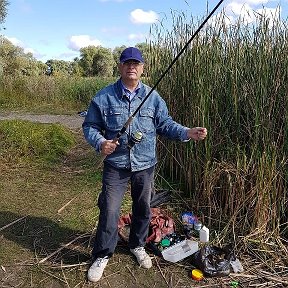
[0,216,27,232]
[261,271,288,285]
[230,273,259,278]
[38,267,67,284]
[126,265,137,282]
[38,233,90,264]
[155,257,170,287]
[57,197,77,214]
[61,260,71,288]
[49,262,90,269]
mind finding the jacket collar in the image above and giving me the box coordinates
[114,78,146,100]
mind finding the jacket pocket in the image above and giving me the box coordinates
[139,108,155,132]
[104,107,124,131]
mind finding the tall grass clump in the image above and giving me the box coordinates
[0,75,114,113]
[148,9,288,242]
[0,119,75,164]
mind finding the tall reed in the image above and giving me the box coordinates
[0,75,114,113]
[148,10,288,239]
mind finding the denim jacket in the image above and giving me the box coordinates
[82,79,190,171]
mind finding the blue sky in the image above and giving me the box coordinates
[2,0,288,62]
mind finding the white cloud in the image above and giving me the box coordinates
[207,13,234,28]
[68,35,102,51]
[224,0,282,24]
[237,0,269,5]
[130,9,159,24]
[4,36,78,62]
[205,0,281,30]
[226,2,255,23]
[5,36,23,47]
[226,0,270,7]
[58,51,80,61]
[128,33,146,41]
[226,2,252,16]
[256,6,281,18]
[4,36,39,56]
[23,47,36,54]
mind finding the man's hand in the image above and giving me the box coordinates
[187,127,207,141]
[100,140,119,155]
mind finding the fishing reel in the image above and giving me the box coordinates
[127,131,143,149]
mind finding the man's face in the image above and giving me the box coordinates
[118,60,144,81]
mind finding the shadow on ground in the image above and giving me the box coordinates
[0,211,91,265]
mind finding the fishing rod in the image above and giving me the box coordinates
[100,0,224,161]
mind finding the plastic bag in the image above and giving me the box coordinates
[191,245,235,277]
[230,258,244,273]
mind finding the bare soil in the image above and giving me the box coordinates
[0,111,84,130]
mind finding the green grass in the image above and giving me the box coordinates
[0,116,286,287]
[0,121,202,288]
[0,119,75,164]
[0,123,101,286]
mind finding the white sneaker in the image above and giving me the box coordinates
[87,256,109,282]
[130,247,152,269]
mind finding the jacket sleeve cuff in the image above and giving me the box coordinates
[96,138,106,153]
[180,128,190,142]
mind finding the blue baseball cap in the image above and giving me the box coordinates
[120,47,144,63]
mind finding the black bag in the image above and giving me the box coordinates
[191,245,235,277]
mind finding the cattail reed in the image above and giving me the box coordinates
[148,9,288,239]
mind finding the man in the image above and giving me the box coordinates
[82,47,207,282]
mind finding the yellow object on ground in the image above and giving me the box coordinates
[191,269,204,281]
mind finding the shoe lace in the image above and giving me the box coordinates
[95,256,108,267]
[133,247,147,259]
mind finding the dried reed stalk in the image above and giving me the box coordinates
[38,233,90,264]
[57,196,77,214]
[0,216,27,232]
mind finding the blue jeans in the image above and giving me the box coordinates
[92,162,155,258]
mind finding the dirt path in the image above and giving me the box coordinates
[0,112,84,130]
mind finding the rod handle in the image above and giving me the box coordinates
[96,137,120,169]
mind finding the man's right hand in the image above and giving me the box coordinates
[100,140,119,155]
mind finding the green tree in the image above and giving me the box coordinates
[70,57,83,76]
[0,37,43,76]
[0,0,9,25]
[45,59,74,76]
[135,42,150,77]
[135,42,150,62]
[79,46,98,77]
[18,52,41,76]
[112,45,126,76]
[79,46,114,77]
[92,46,114,77]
